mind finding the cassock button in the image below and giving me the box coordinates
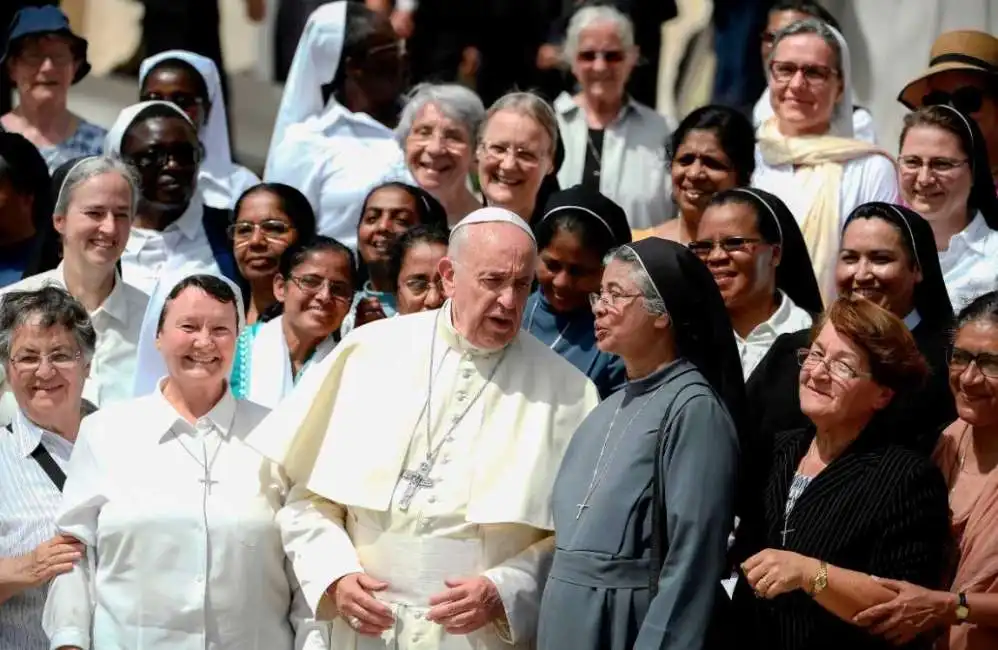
[462,369,473,379]
[456,391,467,401]
[427,495,437,504]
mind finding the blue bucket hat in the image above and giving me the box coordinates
[2,6,91,84]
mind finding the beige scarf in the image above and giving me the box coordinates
[758,118,891,303]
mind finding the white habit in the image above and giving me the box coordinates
[247,304,600,650]
[43,384,329,650]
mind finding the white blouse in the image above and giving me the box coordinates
[938,211,998,313]
[264,102,407,251]
[43,383,329,650]
[121,193,222,295]
[0,266,148,426]
[554,93,676,230]
[736,291,813,380]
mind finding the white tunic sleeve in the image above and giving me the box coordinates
[482,535,555,645]
[42,422,107,649]
[839,154,899,222]
[277,483,364,620]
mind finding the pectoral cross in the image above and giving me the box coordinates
[199,467,218,495]
[575,503,589,520]
[398,462,434,512]
[780,521,794,547]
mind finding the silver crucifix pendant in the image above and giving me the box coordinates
[397,461,434,512]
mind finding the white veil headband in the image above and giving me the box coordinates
[132,269,246,398]
[138,51,235,180]
[757,22,858,139]
[103,100,197,156]
[267,1,348,157]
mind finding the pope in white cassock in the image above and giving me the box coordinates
[246,207,600,649]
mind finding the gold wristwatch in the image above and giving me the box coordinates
[956,593,970,623]
[810,561,829,596]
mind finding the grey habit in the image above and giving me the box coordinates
[537,359,738,650]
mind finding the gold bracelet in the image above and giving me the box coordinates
[810,561,829,596]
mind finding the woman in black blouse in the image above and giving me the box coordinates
[748,203,956,455]
[733,296,951,650]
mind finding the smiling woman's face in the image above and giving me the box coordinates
[835,217,920,318]
[120,115,201,208]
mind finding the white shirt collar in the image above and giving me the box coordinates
[12,408,70,458]
[152,378,237,441]
[310,99,396,138]
[903,309,922,331]
[53,262,132,325]
[948,211,991,256]
[739,291,802,341]
[553,91,637,124]
[128,195,206,247]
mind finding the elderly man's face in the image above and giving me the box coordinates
[440,222,535,349]
[5,317,88,428]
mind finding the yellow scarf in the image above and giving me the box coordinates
[758,118,891,303]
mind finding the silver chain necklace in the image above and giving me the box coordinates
[526,298,574,353]
[171,426,224,494]
[397,312,509,511]
[586,129,603,178]
[575,384,667,519]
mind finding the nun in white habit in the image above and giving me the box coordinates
[264,1,411,252]
[103,101,241,294]
[139,50,261,210]
[43,270,333,649]
[751,19,898,303]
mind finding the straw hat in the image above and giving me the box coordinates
[898,30,998,110]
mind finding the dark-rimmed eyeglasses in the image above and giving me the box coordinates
[10,350,83,373]
[950,348,998,378]
[126,143,202,169]
[769,60,838,86]
[688,237,763,258]
[578,50,625,64]
[923,87,986,115]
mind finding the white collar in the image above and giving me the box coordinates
[948,211,991,255]
[53,262,131,324]
[12,408,70,458]
[553,91,636,125]
[130,194,206,242]
[740,290,802,340]
[153,378,237,441]
[309,98,397,139]
[903,309,922,331]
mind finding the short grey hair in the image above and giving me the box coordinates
[396,83,486,148]
[562,5,636,64]
[768,18,843,74]
[480,92,559,158]
[54,155,141,218]
[0,286,97,365]
[604,246,667,315]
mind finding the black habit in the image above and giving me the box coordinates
[733,426,952,650]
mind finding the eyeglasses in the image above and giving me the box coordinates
[227,220,295,242]
[127,144,202,169]
[10,350,83,373]
[923,87,986,115]
[403,277,444,296]
[140,91,205,112]
[480,141,545,168]
[688,236,763,258]
[407,124,470,150]
[16,50,75,67]
[289,274,353,302]
[950,348,998,378]
[796,348,868,381]
[769,60,838,86]
[589,289,643,310]
[577,50,625,64]
[898,155,969,176]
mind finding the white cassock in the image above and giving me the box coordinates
[247,304,601,650]
[42,382,330,650]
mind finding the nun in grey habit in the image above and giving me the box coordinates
[537,237,744,650]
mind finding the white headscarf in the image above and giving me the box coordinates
[132,269,246,397]
[756,24,857,139]
[267,1,348,157]
[138,50,259,210]
[104,100,197,156]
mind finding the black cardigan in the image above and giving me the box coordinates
[745,321,956,458]
[732,427,951,650]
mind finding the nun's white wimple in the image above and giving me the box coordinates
[540,205,617,242]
